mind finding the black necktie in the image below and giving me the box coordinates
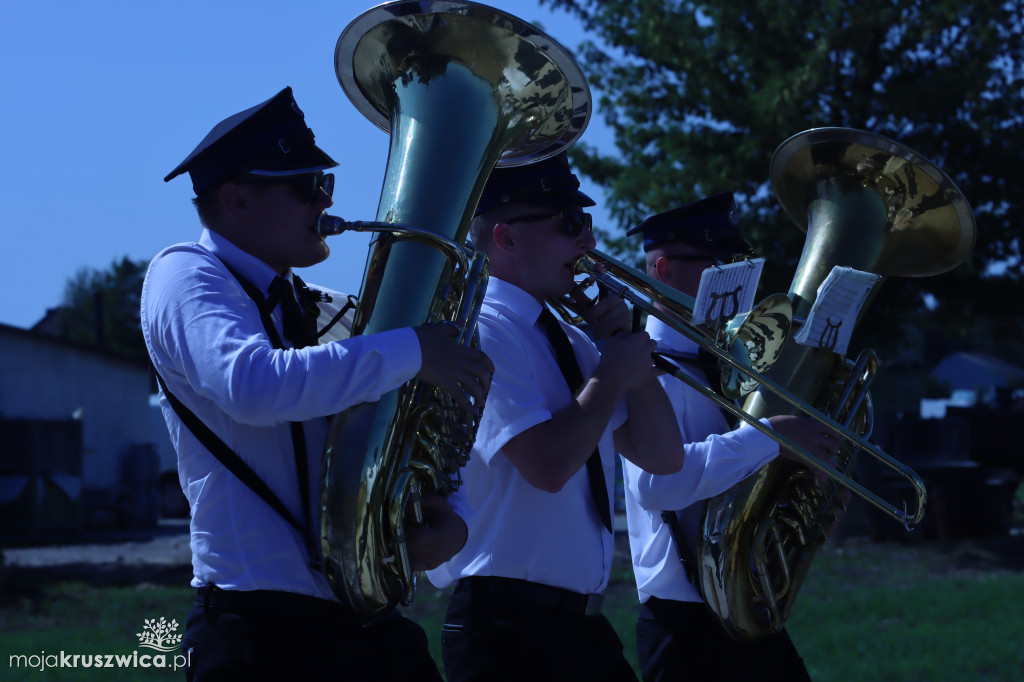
[292,274,326,328]
[245,274,321,566]
[536,308,613,534]
[267,277,317,349]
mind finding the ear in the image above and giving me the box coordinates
[491,221,516,254]
[653,255,673,284]
[218,182,250,217]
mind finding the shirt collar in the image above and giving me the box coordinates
[200,228,288,296]
[486,277,547,325]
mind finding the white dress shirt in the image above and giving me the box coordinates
[623,316,779,603]
[141,228,421,599]
[427,277,626,595]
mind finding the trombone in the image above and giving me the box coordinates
[567,248,926,530]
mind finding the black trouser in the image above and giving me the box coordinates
[636,597,811,682]
[182,585,443,682]
[441,576,639,682]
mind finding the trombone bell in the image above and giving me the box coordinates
[720,293,792,397]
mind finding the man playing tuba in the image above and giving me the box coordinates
[144,86,493,681]
[622,194,836,682]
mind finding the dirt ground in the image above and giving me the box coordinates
[1,520,193,588]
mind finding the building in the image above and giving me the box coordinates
[0,322,164,535]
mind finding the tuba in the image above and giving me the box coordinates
[318,1,591,615]
[696,127,976,640]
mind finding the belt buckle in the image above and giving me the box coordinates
[584,594,603,616]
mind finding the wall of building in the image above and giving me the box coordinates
[0,324,151,492]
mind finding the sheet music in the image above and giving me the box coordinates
[693,258,765,328]
[793,266,881,355]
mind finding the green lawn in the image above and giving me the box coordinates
[2,538,1023,681]
[788,540,1024,682]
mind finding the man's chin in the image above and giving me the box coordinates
[299,243,330,269]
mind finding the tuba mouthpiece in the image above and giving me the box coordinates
[317,213,353,237]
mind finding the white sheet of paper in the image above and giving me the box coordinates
[793,266,881,355]
[693,258,765,328]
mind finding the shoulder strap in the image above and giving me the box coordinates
[155,258,322,569]
[316,294,358,341]
[153,369,311,546]
[661,509,702,591]
[654,349,722,594]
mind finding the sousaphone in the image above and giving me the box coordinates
[319,0,591,615]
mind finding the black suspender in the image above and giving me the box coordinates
[153,370,315,557]
[653,349,736,592]
[155,264,330,570]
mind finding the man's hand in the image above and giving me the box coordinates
[767,415,851,538]
[414,324,495,414]
[575,285,631,341]
[405,493,468,571]
[593,330,660,393]
[767,414,841,467]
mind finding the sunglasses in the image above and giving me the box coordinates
[506,209,593,237]
[242,172,335,205]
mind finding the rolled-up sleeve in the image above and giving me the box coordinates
[469,310,552,465]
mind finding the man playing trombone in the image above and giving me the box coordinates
[428,152,686,682]
[622,194,836,682]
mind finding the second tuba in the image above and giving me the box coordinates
[318,1,591,615]
[696,127,976,639]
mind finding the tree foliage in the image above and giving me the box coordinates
[542,0,1024,363]
[57,256,149,362]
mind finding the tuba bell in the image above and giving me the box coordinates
[318,1,591,615]
[696,127,976,640]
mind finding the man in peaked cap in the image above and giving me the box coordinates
[142,87,494,681]
[163,86,338,194]
[427,151,686,682]
[620,194,836,682]
[626,191,754,266]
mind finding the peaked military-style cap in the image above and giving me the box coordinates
[626,192,754,255]
[475,151,596,216]
[164,86,338,194]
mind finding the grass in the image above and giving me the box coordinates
[2,537,1023,681]
[788,540,1024,682]
[0,581,194,680]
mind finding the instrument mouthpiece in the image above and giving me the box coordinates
[317,213,353,237]
[571,256,590,276]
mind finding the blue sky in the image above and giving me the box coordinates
[0,0,614,329]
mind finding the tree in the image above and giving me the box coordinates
[57,256,149,362]
[542,0,1024,367]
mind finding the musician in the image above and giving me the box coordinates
[425,152,686,682]
[142,86,493,681]
[622,193,836,682]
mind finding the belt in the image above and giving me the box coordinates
[455,576,604,616]
[194,584,393,628]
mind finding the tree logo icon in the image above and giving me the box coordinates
[136,617,183,652]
